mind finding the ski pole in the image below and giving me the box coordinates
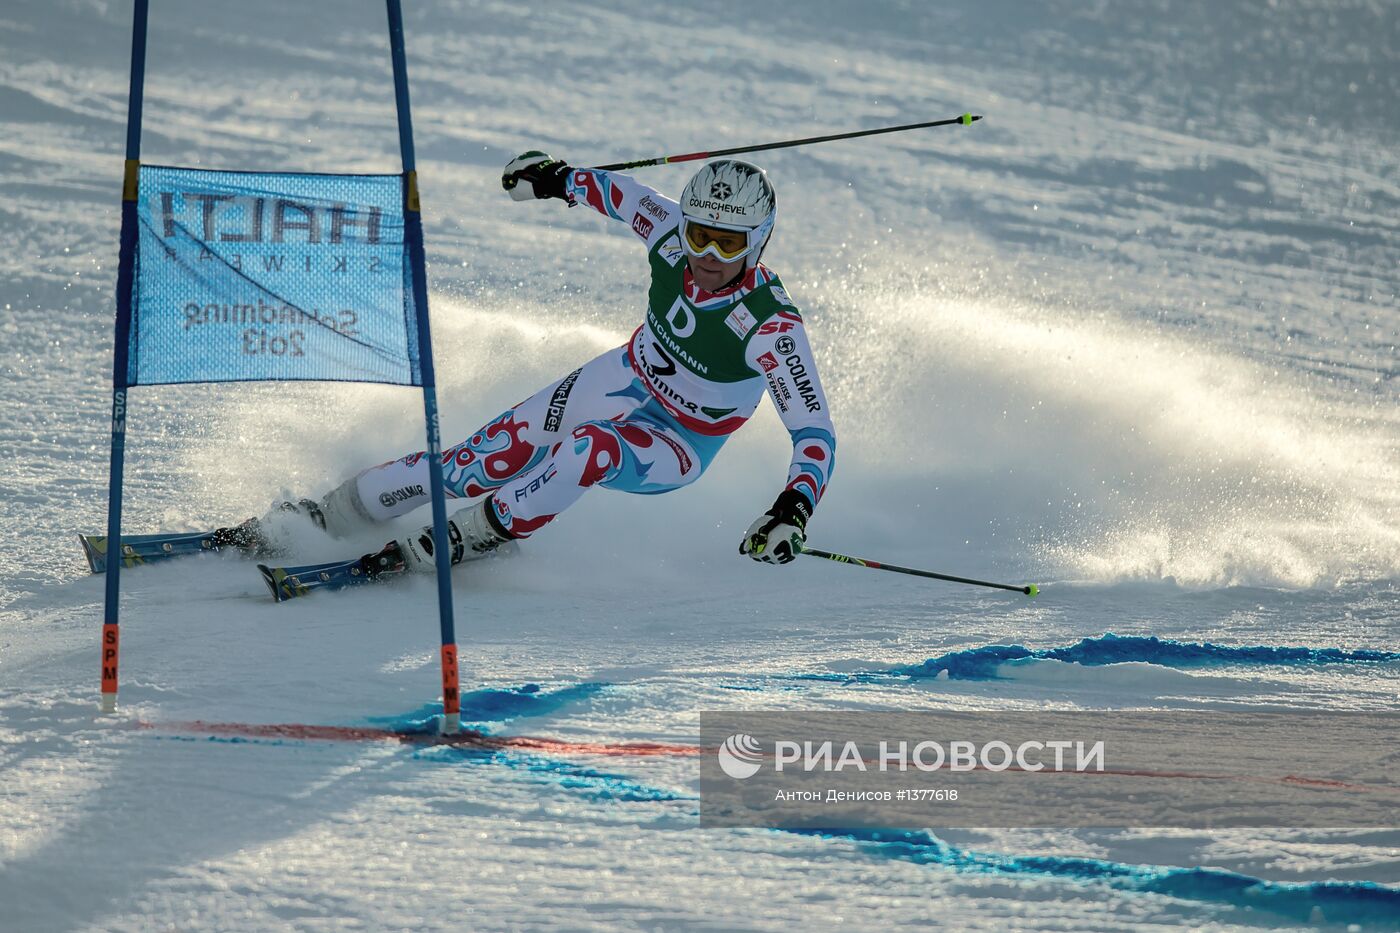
[592,113,982,171]
[798,545,1038,597]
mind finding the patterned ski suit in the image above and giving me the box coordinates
[349,168,836,538]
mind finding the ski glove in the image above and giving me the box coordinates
[502,150,572,202]
[740,489,812,565]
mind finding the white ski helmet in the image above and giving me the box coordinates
[679,159,776,270]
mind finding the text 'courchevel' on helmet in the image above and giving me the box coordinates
[679,159,776,271]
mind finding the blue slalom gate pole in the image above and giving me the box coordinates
[385,0,461,734]
[101,0,150,714]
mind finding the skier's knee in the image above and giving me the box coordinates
[569,422,625,488]
[444,409,550,495]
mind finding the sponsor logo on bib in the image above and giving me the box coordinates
[665,295,696,338]
[725,303,757,338]
[658,234,684,267]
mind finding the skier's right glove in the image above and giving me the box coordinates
[740,489,812,565]
[502,150,573,202]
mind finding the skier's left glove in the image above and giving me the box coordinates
[740,489,811,565]
[501,150,573,202]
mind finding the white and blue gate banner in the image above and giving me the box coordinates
[128,166,422,386]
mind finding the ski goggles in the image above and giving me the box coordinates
[680,217,756,262]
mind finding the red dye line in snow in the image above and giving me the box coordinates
[137,723,1390,794]
[1012,766,1390,794]
[141,720,701,758]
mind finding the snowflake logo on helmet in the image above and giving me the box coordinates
[710,181,732,200]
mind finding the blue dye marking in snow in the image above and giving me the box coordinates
[133,737,1400,923]
[370,682,609,733]
[378,682,686,801]
[892,633,1400,680]
[789,671,889,685]
[399,740,1400,931]
[800,828,1400,929]
[421,744,690,803]
[179,704,1391,926]
[519,756,688,803]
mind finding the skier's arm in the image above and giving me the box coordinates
[739,309,837,564]
[501,151,678,248]
[564,167,679,248]
[745,311,837,511]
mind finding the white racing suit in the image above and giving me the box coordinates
[340,169,836,539]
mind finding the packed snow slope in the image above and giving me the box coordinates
[1,1,1397,930]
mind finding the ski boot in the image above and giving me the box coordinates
[397,497,516,573]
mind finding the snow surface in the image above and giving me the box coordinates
[1,0,1397,929]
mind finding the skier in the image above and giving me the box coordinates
[275,153,836,568]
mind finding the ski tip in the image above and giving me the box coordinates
[78,533,106,574]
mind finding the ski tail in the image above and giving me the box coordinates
[258,542,408,602]
[257,563,300,602]
[78,533,109,573]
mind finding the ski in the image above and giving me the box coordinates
[257,541,409,603]
[257,539,518,603]
[79,520,264,574]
